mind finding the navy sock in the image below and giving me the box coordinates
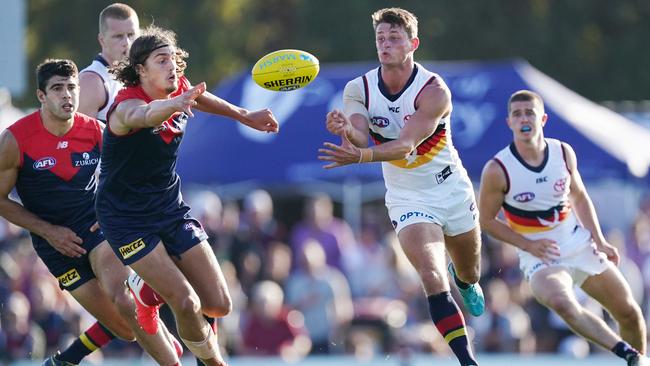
[57,322,115,364]
[612,341,639,361]
[428,292,478,366]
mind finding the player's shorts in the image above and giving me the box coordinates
[32,220,105,291]
[519,225,609,286]
[386,179,478,236]
[101,211,208,266]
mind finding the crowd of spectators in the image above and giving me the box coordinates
[2,189,650,363]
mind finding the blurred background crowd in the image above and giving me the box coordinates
[2,0,650,364]
[2,188,650,363]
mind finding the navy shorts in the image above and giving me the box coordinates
[32,221,105,291]
[101,212,208,266]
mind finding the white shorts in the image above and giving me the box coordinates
[386,181,478,236]
[519,226,609,286]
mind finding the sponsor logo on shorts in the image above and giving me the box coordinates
[57,268,81,287]
[513,192,535,202]
[391,220,398,228]
[435,165,452,184]
[400,211,434,222]
[119,238,146,259]
[33,157,56,170]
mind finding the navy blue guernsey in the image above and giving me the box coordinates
[96,76,191,221]
[7,111,102,235]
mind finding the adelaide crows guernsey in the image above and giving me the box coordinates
[348,63,471,205]
[80,55,123,122]
[494,139,584,246]
[7,111,102,235]
[96,76,191,221]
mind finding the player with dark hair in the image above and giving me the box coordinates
[479,90,649,366]
[319,8,482,366]
[96,25,279,366]
[0,59,181,366]
[78,3,139,121]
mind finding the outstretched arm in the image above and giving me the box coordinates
[0,130,85,257]
[110,82,208,135]
[319,79,450,168]
[564,142,619,264]
[195,89,279,133]
[479,159,560,262]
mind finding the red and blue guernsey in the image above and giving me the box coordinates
[8,111,102,236]
[96,75,208,264]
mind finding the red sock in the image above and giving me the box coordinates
[140,282,165,306]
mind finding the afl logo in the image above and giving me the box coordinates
[33,157,56,170]
[370,116,390,128]
[513,192,535,202]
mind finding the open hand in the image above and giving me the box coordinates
[318,135,360,169]
[174,82,206,117]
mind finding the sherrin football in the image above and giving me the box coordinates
[251,49,319,92]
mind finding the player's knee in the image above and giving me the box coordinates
[202,294,233,318]
[174,292,202,316]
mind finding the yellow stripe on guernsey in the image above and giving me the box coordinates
[444,327,467,343]
[389,138,447,169]
[506,219,556,234]
[79,333,99,351]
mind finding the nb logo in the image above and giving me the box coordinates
[536,176,548,183]
[56,141,68,149]
[388,106,400,113]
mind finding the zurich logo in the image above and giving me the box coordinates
[371,116,390,128]
[513,192,535,202]
[33,157,56,170]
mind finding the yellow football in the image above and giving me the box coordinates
[251,49,319,92]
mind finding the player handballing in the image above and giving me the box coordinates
[319,8,483,366]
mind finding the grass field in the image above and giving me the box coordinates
[10,354,631,366]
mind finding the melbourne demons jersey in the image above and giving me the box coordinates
[349,63,470,204]
[7,111,102,231]
[80,55,123,122]
[494,138,582,244]
[96,76,191,221]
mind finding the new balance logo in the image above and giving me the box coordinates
[388,106,400,113]
[56,141,68,149]
[536,176,548,183]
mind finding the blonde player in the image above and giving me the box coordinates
[479,90,648,366]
